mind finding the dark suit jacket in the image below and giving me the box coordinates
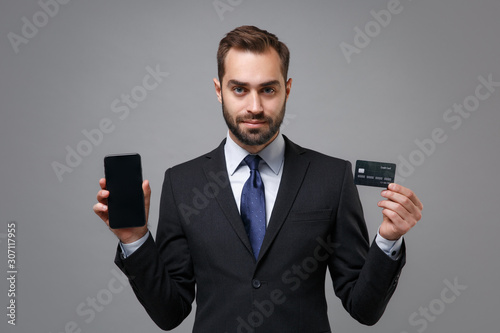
[115,136,405,332]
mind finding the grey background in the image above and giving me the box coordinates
[1,0,499,332]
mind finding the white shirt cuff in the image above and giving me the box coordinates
[375,230,403,260]
[119,231,150,258]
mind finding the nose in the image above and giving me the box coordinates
[247,91,263,113]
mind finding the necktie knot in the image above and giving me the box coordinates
[244,155,262,171]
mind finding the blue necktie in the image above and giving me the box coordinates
[240,155,266,259]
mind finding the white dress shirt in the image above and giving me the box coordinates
[224,131,285,225]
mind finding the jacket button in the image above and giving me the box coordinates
[252,279,261,289]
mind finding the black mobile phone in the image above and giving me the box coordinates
[104,153,146,229]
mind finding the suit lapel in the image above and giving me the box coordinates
[202,139,254,256]
[257,136,310,261]
[201,136,310,262]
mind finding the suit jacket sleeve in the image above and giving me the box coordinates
[114,168,195,330]
[328,160,405,325]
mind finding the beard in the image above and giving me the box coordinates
[222,97,287,146]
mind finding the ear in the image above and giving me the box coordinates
[213,78,222,103]
[285,78,292,101]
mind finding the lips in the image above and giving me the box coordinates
[241,120,266,128]
[238,116,266,124]
[235,114,270,130]
[243,120,265,124]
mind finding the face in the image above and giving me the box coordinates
[214,48,292,153]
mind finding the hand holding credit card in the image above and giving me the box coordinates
[354,160,396,188]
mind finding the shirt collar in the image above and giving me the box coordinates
[224,131,285,176]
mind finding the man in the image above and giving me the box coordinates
[94,25,423,332]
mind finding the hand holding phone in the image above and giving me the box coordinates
[93,154,151,243]
[104,153,147,229]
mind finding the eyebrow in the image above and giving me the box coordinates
[227,79,281,88]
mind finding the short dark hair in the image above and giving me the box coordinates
[217,25,290,83]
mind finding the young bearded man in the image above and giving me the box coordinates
[94,25,423,332]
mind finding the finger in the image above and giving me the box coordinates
[380,191,412,214]
[387,183,423,210]
[143,180,151,223]
[381,209,413,236]
[92,202,109,224]
[93,202,108,213]
[99,178,107,190]
[381,204,416,230]
[381,189,422,221]
[96,189,109,204]
[378,199,412,222]
[143,179,151,200]
[97,178,109,203]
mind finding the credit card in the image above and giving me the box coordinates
[354,160,396,188]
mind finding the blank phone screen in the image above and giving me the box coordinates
[104,153,146,229]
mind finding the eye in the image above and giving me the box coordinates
[232,87,246,95]
[262,87,275,94]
